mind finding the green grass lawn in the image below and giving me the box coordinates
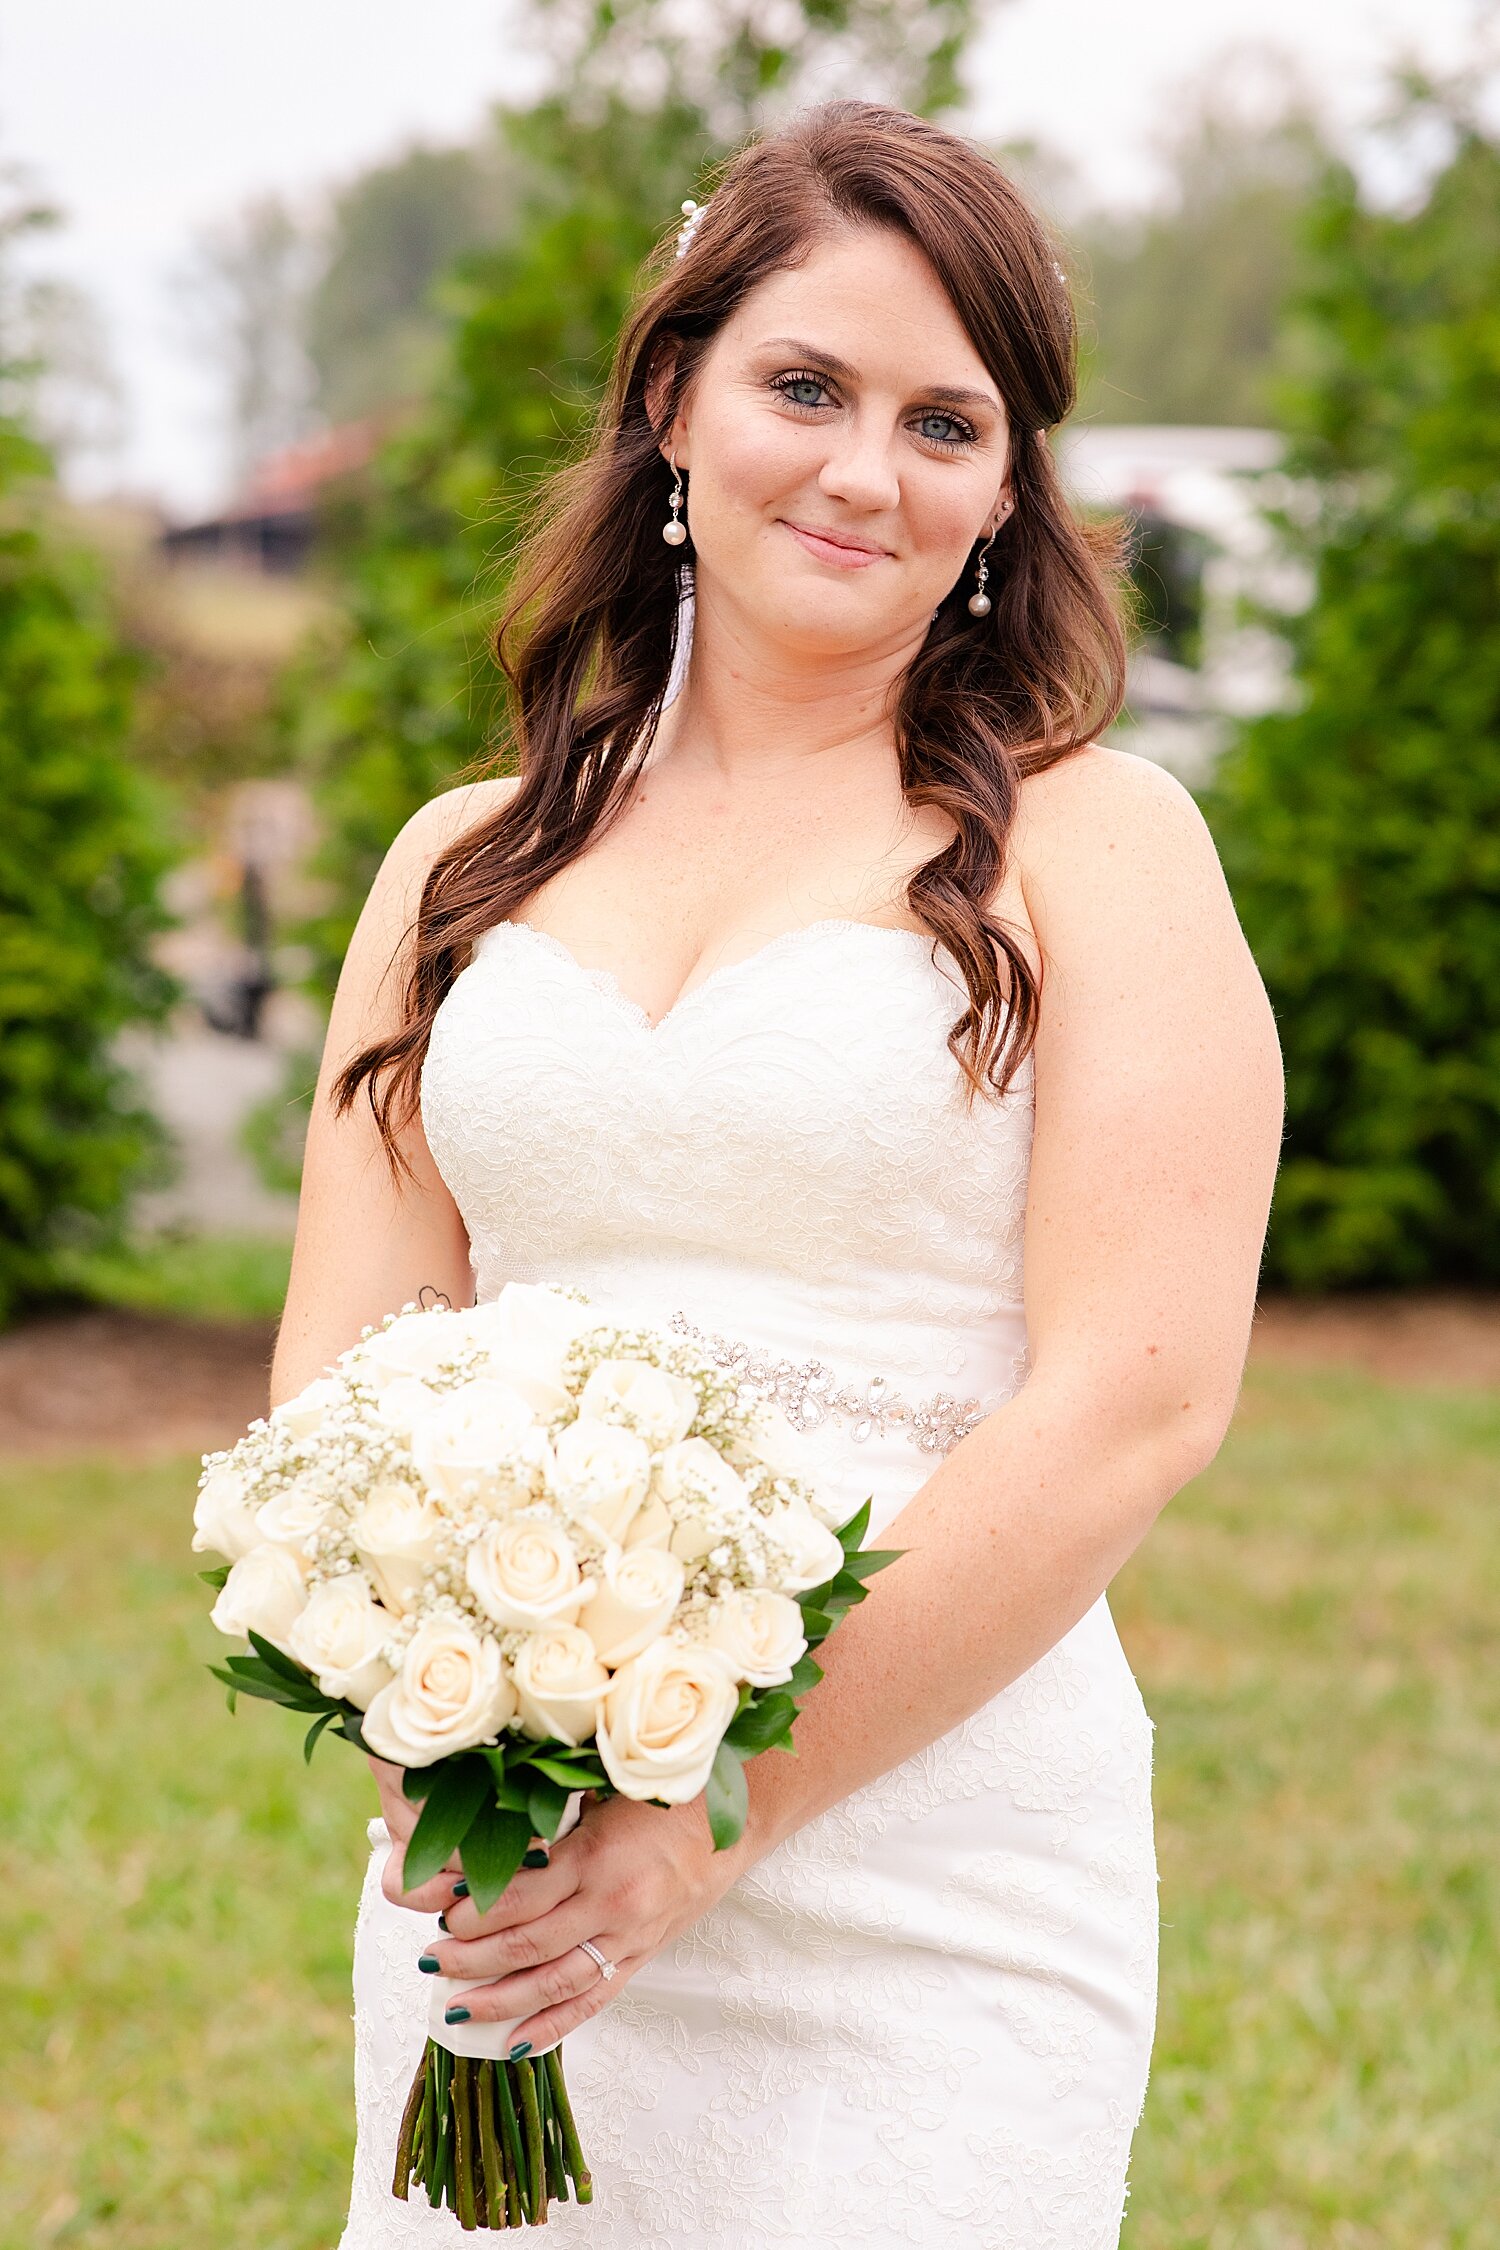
[1,1364,1495,2249]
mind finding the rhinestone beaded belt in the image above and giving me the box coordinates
[667,1310,988,1457]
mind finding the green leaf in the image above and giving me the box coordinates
[797,1603,834,1643]
[245,1629,316,1686]
[459,1802,532,1914]
[724,1691,797,1756]
[835,1497,873,1552]
[524,1771,570,1841]
[209,1663,317,1710]
[197,1563,231,1588]
[839,1546,904,1582]
[524,1754,605,1791]
[785,1652,824,1695]
[303,1709,339,1764]
[705,1741,748,1853]
[404,1757,493,1890]
[478,1748,533,1811]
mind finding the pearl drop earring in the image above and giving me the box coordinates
[662,451,687,547]
[967,500,1013,618]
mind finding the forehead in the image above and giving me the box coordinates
[716,223,1000,402]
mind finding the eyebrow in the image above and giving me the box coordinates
[756,334,1003,415]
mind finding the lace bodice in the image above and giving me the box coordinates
[419,918,1035,1463]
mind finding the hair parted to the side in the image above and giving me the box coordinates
[334,99,1128,1176]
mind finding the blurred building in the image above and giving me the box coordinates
[158,416,388,573]
[1058,425,1301,783]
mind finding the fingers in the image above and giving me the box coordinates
[438,1931,638,2032]
[439,1851,575,1941]
[425,1888,600,1988]
[504,1969,628,2058]
[380,1833,467,1917]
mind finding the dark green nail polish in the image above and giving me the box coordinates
[417,1953,440,1974]
[451,1878,469,1898]
[436,1911,448,1932]
[509,2040,531,2060]
[446,2005,471,2025]
[522,1849,549,1869]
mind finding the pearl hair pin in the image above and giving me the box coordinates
[676,198,707,259]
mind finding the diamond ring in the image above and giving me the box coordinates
[577,1938,616,1981]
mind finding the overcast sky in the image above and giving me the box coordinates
[1,0,1488,514]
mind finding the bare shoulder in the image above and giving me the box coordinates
[387,774,519,885]
[1015,742,1217,883]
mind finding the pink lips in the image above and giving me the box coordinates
[781,519,890,569]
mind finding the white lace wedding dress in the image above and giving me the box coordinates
[337,915,1159,2249]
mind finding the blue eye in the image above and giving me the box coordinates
[775,372,831,410]
[915,411,974,448]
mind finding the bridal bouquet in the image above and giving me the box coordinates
[192,1281,899,2231]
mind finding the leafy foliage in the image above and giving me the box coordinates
[283,0,984,1002]
[0,195,181,1325]
[1203,96,1500,1286]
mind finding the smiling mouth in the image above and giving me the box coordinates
[780,519,891,568]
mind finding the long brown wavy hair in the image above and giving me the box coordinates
[335,99,1126,1176]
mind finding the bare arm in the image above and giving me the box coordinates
[269,781,505,1411]
[424,748,1285,2034]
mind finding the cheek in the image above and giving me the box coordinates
[688,411,810,544]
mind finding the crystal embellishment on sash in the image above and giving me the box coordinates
[667,1311,987,1456]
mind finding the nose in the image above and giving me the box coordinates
[816,409,901,518]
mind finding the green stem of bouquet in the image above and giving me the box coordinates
[393,2037,593,2228]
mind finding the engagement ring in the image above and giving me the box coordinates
[577,1938,617,1980]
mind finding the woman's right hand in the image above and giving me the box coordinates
[367,1754,465,1915]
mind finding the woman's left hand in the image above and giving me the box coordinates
[419,1791,748,2055]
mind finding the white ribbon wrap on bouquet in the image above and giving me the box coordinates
[423,1790,585,2063]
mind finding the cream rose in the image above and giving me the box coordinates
[360,1614,517,1767]
[287,1574,395,1708]
[580,1544,685,1665]
[340,1305,470,1389]
[510,1624,610,1746]
[703,1588,808,1687]
[734,1400,814,1485]
[551,1418,651,1542]
[209,1542,308,1655]
[370,1374,446,1439]
[192,1463,262,1562]
[254,1482,326,1565]
[349,1481,445,1615]
[466,1515,589,1630]
[410,1380,549,1505]
[770,1504,847,1594]
[579,1359,697,1448]
[269,1373,345,1440]
[596,1638,739,1803]
[654,1437,754,1563]
[453,1282,599,1415]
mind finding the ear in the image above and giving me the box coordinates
[644,342,690,469]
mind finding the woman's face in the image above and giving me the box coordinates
[667,222,1012,661]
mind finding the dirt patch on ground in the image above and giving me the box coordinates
[1,1295,1497,1462]
[0,1307,277,1461]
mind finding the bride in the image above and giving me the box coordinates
[271,100,1282,2250]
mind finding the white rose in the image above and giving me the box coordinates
[579,1359,698,1448]
[466,1515,589,1629]
[349,1481,445,1615]
[733,1401,814,1484]
[269,1373,346,1439]
[551,1418,651,1542]
[192,1463,263,1562]
[654,1437,754,1562]
[453,1283,599,1414]
[361,1614,517,1767]
[770,1504,847,1594]
[622,1495,675,1551]
[703,1588,807,1687]
[580,1544,685,1665]
[340,1306,469,1389]
[596,1638,739,1803]
[254,1482,326,1565]
[287,1574,395,1708]
[410,1380,549,1505]
[370,1374,446,1439]
[209,1542,309,1656]
[510,1624,609,1746]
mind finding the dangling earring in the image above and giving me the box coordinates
[662,450,687,547]
[967,499,1012,617]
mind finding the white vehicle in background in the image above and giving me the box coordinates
[1058,424,1304,785]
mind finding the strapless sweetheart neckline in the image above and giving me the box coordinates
[488,915,938,1036]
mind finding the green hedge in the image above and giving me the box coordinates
[0,425,180,1323]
